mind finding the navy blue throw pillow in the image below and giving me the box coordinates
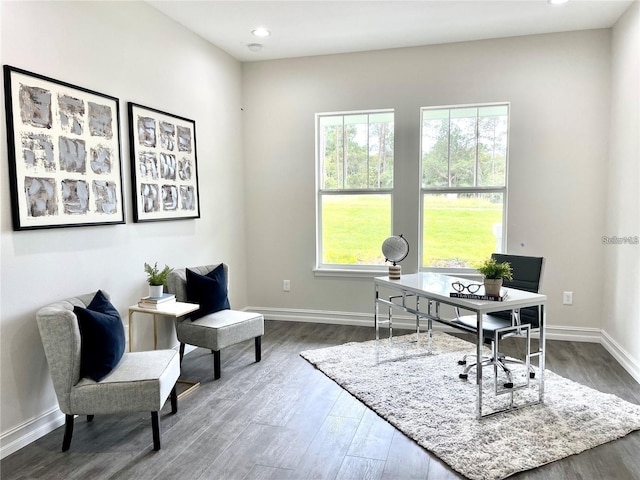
[186,265,230,321]
[74,290,125,382]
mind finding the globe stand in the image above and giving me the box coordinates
[382,234,409,281]
[388,264,401,280]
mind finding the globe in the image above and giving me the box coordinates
[381,235,409,265]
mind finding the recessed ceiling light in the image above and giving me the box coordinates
[548,0,569,4]
[251,28,271,37]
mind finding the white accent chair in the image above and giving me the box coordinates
[166,264,264,380]
[36,292,180,451]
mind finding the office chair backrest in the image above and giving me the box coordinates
[490,253,544,326]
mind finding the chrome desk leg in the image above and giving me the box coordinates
[539,304,546,403]
[430,302,438,354]
[476,310,483,419]
[374,283,380,342]
[415,295,420,345]
[425,300,435,355]
[374,283,380,363]
[388,300,393,346]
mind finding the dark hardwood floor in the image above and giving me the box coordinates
[2,320,640,480]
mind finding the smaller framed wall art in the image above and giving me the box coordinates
[3,65,125,230]
[127,103,200,223]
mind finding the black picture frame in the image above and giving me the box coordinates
[3,65,125,230]
[127,103,200,222]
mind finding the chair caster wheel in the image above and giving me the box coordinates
[504,382,514,389]
[457,360,467,365]
[529,372,536,379]
[459,373,468,379]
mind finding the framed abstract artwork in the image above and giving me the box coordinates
[3,65,125,230]
[127,103,200,222]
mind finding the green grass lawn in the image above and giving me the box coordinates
[322,195,391,264]
[322,194,502,268]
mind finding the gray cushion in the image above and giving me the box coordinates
[71,350,180,414]
[176,309,264,351]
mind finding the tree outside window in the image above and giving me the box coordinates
[420,104,508,269]
[317,111,394,267]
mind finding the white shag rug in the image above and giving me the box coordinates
[300,332,640,480]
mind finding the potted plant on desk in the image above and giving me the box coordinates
[144,262,173,298]
[477,257,513,296]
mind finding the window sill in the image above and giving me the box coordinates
[313,267,483,281]
[421,268,483,281]
[313,267,388,279]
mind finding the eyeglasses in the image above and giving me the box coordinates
[451,281,482,294]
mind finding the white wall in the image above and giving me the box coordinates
[242,30,611,337]
[603,2,640,378]
[0,1,246,455]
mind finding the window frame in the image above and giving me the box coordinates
[315,109,395,272]
[418,102,510,273]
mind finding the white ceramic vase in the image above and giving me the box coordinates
[149,285,163,298]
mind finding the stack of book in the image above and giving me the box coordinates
[450,288,508,302]
[138,293,176,309]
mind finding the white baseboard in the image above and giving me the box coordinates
[601,329,640,384]
[248,306,638,378]
[250,306,602,340]
[0,406,65,459]
[253,307,375,327]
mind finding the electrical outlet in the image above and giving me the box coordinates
[283,280,291,292]
[563,291,573,305]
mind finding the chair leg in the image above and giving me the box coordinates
[255,336,262,362]
[170,386,178,414]
[179,343,185,365]
[213,350,221,379]
[151,411,160,450]
[62,414,74,451]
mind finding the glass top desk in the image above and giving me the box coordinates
[374,272,547,419]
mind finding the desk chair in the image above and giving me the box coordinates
[452,254,544,388]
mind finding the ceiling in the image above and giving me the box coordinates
[148,0,634,62]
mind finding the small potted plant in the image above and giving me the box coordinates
[477,257,513,296]
[144,262,173,298]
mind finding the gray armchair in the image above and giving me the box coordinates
[36,291,180,451]
[166,264,264,380]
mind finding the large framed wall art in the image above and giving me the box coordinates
[3,65,125,230]
[127,103,200,222]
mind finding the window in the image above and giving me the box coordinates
[316,110,394,268]
[420,104,508,270]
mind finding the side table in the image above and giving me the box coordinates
[128,301,200,399]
